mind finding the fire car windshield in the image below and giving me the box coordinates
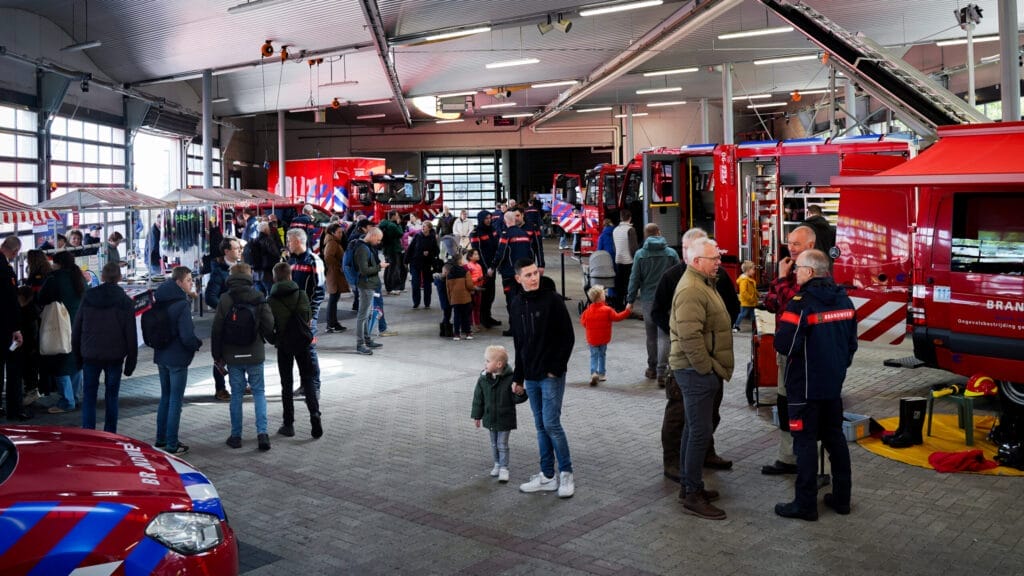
[378,181,421,204]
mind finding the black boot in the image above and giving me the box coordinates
[886,397,927,448]
[439,321,454,338]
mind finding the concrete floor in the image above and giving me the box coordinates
[36,242,1024,575]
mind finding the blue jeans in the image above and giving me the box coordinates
[356,287,375,345]
[674,368,721,494]
[524,374,573,477]
[589,344,607,376]
[367,292,387,335]
[489,430,510,468]
[433,277,450,323]
[733,306,755,330]
[156,365,189,450]
[55,371,83,410]
[81,360,124,433]
[227,363,267,438]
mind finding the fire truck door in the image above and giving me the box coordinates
[642,154,683,249]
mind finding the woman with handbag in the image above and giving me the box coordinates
[39,251,86,414]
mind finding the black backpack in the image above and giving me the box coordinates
[141,301,175,349]
[222,301,259,346]
[278,301,313,355]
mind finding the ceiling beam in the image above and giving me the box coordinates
[357,0,412,128]
[524,0,742,129]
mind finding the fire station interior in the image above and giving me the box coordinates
[2,0,1024,574]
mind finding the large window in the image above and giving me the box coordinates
[0,105,39,206]
[424,153,500,214]
[951,193,1024,276]
[49,115,126,199]
[185,142,222,188]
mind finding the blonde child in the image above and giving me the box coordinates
[471,345,527,483]
[733,260,758,332]
[579,285,631,387]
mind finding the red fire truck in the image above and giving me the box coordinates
[578,163,623,255]
[267,157,444,222]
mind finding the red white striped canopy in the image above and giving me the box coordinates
[0,194,62,225]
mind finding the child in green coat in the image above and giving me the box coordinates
[471,345,527,483]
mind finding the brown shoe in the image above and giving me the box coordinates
[657,375,666,389]
[677,486,720,502]
[682,491,726,520]
[589,374,599,387]
[644,368,657,380]
[664,467,680,482]
[215,390,230,401]
[704,453,733,470]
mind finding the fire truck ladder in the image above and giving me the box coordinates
[760,0,989,140]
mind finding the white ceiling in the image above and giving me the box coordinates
[0,0,1016,126]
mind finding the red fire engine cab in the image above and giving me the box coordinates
[578,163,623,255]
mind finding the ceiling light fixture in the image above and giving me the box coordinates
[424,26,492,42]
[531,80,579,88]
[731,93,772,101]
[754,54,819,66]
[647,100,687,107]
[615,112,649,117]
[642,67,698,77]
[501,113,535,118]
[747,102,787,109]
[288,106,321,113]
[935,34,1000,47]
[485,58,540,69]
[554,13,573,33]
[791,88,831,96]
[580,0,664,17]
[228,0,291,14]
[356,113,386,120]
[479,102,517,109]
[576,106,613,113]
[436,91,478,98]
[538,15,554,35]
[212,97,230,104]
[717,26,793,40]
[436,119,465,124]
[357,99,393,106]
[636,86,682,95]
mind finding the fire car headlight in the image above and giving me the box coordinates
[145,512,224,555]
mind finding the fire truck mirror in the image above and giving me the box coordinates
[828,246,840,260]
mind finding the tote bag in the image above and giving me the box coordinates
[39,301,73,355]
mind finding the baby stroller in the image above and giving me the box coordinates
[578,250,616,315]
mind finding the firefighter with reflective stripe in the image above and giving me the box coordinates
[287,228,325,397]
[773,249,858,521]
[471,210,501,328]
[288,204,319,251]
[488,211,536,326]
[523,200,546,268]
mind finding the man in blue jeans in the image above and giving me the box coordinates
[353,227,388,355]
[509,258,577,498]
[153,266,203,455]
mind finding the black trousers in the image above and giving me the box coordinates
[327,292,341,327]
[384,252,404,292]
[613,263,632,310]
[480,274,498,324]
[277,346,320,425]
[500,275,521,317]
[792,397,851,510]
[1,347,22,417]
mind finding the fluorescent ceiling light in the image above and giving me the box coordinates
[61,40,102,52]
[479,102,517,109]
[754,54,819,66]
[636,87,681,95]
[980,54,1001,64]
[748,102,787,109]
[485,58,540,69]
[436,119,465,124]
[642,67,698,77]
[576,106,613,113]
[357,99,392,106]
[228,0,290,14]
[936,34,1000,47]
[580,0,664,17]
[647,100,687,107]
[731,94,772,101]
[717,26,793,40]
[531,80,579,88]
[614,112,649,118]
[211,97,230,103]
[356,113,386,120]
[501,113,534,118]
[437,91,477,98]
[424,26,491,42]
[288,106,321,113]
[791,88,831,96]
[319,80,359,88]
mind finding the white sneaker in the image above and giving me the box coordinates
[498,468,509,483]
[489,464,500,477]
[519,473,557,493]
[558,471,575,498]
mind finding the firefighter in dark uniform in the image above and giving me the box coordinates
[488,211,536,335]
[470,210,501,328]
[286,229,325,398]
[773,249,858,521]
[288,204,319,252]
[523,199,546,269]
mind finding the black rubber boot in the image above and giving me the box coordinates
[886,397,927,448]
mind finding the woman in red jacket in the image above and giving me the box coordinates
[579,285,632,387]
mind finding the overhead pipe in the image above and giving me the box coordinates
[525,0,742,129]
[357,0,413,128]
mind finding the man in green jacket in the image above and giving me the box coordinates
[268,262,322,440]
[354,227,388,355]
[626,223,680,384]
[379,210,405,295]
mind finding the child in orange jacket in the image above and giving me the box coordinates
[579,285,631,387]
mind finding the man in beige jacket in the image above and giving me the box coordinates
[669,237,734,520]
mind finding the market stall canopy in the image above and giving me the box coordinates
[0,194,62,224]
[164,188,285,205]
[241,189,286,202]
[37,188,172,210]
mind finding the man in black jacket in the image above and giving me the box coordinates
[510,258,577,499]
[470,210,500,328]
[0,236,24,421]
[651,228,740,480]
[773,249,857,521]
[73,263,138,433]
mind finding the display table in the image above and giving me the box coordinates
[123,284,154,348]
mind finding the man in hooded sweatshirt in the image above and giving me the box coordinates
[470,210,500,328]
[212,262,275,451]
[153,266,203,455]
[626,223,679,384]
[73,262,137,433]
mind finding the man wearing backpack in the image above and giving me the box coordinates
[151,266,203,455]
[212,262,275,451]
[268,262,322,439]
[286,229,325,398]
[205,237,241,401]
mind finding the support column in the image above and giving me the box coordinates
[829,67,838,139]
[202,69,213,188]
[36,70,71,202]
[721,64,734,144]
[844,80,860,136]
[278,110,287,197]
[625,104,635,162]
[999,0,1021,121]
[700,98,710,143]
[123,98,150,193]
[500,149,511,202]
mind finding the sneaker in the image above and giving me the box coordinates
[463,335,474,340]
[164,444,190,455]
[365,340,383,349]
[519,473,558,493]
[378,330,399,337]
[215,390,231,401]
[682,491,727,520]
[278,424,295,437]
[490,464,501,477]
[589,374,599,387]
[311,414,323,439]
[453,336,461,341]
[257,433,271,451]
[355,346,373,355]
[599,375,607,382]
[498,468,510,483]
[557,471,575,498]
[226,436,242,449]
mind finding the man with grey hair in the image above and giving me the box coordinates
[0,236,24,420]
[652,228,739,480]
[288,204,319,251]
[626,223,679,382]
[669,237,734,520]
[773,249,856,520]
[353,227,388,355]
[287,228,325,396]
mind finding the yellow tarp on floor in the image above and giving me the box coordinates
[857,413,1024,476]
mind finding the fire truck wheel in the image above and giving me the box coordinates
[998,380,1024,411]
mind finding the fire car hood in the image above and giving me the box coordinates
[1,426,224,519]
